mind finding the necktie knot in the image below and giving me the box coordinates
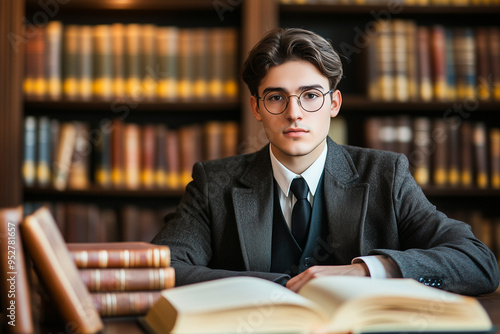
[290,177,309,200]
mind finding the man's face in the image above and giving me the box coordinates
[250,60,341,170]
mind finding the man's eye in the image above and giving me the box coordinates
[267,94,284,102]
[303,91,320,100]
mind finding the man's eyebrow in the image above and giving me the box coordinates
[261,84,326,95]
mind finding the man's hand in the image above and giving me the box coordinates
[286,263,370,292]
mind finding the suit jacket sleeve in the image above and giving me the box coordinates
[151,161,289,286]
[371,154,499,295]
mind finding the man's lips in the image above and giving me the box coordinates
[283,127,308,137]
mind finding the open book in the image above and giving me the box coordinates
[144,276,493,334]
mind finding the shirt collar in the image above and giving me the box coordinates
[270,142,328,197]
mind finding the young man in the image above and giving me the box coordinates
[152,28,499,295]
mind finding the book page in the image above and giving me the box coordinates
[163,276,321,314]
[298,276,491,333]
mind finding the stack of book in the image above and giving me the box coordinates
[364,115,500,189]
[366,20,500,102]
[14,206,175,333]
[68,242,175,317]
[23,22,238,102]
[22,116,239,191]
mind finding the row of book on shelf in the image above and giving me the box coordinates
[367,20,500,102]
[23,115,240,191]
[24,201,174,244]
[280,0,500,5]
[24,21,239,102]
[0,206,176,334]
[364,115,500,188]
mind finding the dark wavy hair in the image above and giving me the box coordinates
[241,28,343,97]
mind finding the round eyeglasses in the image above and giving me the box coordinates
[257,88,334,115]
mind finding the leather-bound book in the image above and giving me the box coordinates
[417,26,433,101]
[430,25,447,101]
[20,206,103,334]
[489,128,500,189]
[67,242,171,268]
[411,118,432,185]
[79,267,175,292]
[91,291,162,317]
[432,119,449,186]
[473,122,489,189]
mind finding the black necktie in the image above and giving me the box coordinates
[290,177,311,249]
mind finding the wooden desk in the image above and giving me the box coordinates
[98,291,500,334]
[478,291,500,334]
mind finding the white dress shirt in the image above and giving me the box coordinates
[269,142,388,279]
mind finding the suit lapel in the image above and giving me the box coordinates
[232,146,274,272]
[323,138,370,263]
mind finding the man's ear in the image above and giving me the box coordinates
[330,90,342,118]
[250,95,263,122]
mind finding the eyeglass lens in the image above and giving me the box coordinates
[263,88,326,115]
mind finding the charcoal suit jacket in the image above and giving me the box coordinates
[152,137,499,295]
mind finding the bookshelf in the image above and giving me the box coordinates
[13,0,249,243]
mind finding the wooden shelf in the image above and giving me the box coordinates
[24,99,240,112]
[280,4,500,14]
[422,186,500,197]
[341,95,500,112]
[25,0,222,11]
[24,186,184,199]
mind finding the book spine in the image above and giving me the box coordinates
[460,122,474,187]
[155,124,168,188]
[125,24,142,99]
[124,123,141,189]
[45,21,63,100]
[69,246,171,268]
[490,128,500,189]
[79,26,93,101]
[36,116,51,187]
[23,116,37,187]
[95,126,112,187]
[475,27,491,101]
[68,122,91,190]
[178,29,194,100]
[141,24,158,100]
[93,25,113,100]
[418,26,433,101]
[166,129,181,189]
[376,20,394,101]
[473,122,489,189]
[52,122,77,191]
[63,25,80,100]
[141,125,156,188]
[79,267,175,292]
[111,23,126,99]
[431,25,447,101]
[447,120,461,187]
[432,119,449,186]
[157,26,179,100]
[392,20,409,102]
[192,28,209,99]
[223,28,238,99]
[411,117,432,185]
[222,121,239,158]
[91,291,162,317]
